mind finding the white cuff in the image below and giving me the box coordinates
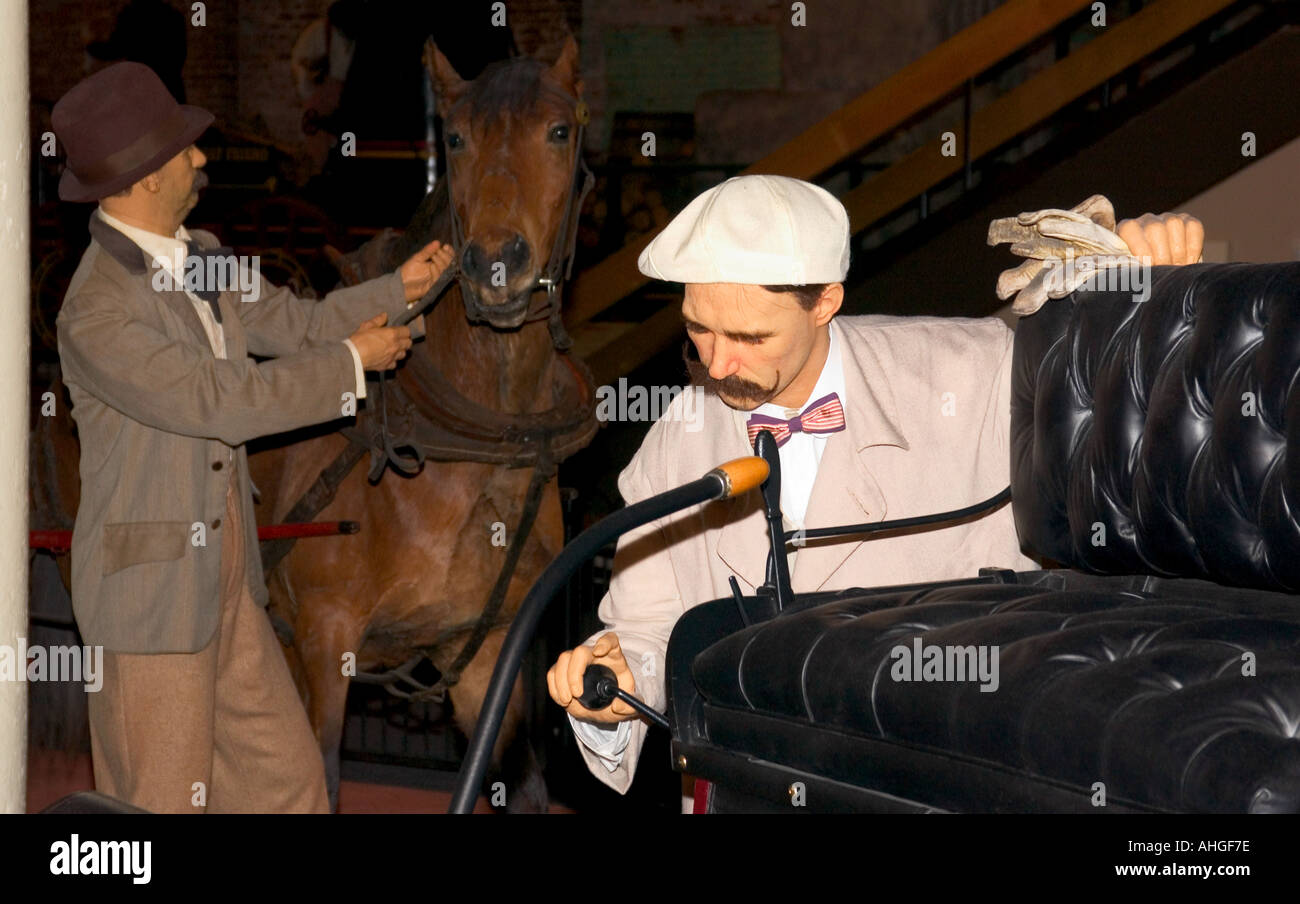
[342,338,367,399]
[569,715,631,772]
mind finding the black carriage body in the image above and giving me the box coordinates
[666,262,1300,814]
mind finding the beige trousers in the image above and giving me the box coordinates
[87,478,330,813]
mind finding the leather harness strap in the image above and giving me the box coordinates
[436,444,554,696]
[260,442,369,582]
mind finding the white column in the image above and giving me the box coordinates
[0,0,30,814]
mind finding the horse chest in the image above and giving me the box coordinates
[349,464,559,632]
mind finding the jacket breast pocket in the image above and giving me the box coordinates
[102,521,190,576]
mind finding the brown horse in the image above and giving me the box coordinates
[248,36,596,812]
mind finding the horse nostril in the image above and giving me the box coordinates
[503,234,531,274]
[462,244,485,281]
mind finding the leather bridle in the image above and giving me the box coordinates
[435,84,595,352]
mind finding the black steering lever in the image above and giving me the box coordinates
[577,664,670,731]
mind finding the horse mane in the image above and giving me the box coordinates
[387,176,452,269]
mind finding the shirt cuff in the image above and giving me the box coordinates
[342,338,367,399]
[569,715,632,772]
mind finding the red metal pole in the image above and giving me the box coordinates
[29,521,359,552]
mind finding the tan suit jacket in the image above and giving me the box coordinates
[578,315,1038,793]
[56,213,423,653]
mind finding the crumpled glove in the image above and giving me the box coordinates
[987,194,1138,316]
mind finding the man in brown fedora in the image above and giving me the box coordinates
[52,61,453,813]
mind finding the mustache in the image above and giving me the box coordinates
[191,170,209,192]
[682,341,779,405]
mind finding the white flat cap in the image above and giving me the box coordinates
[637,174,850,285]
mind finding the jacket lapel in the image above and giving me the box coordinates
[159,285,218,352]
[793,322,911,590]
[713,401,774,591]
[184,229,244,356]
[88,212,214,351]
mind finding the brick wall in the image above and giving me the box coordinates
[30,0,242,136]
[236,0,321,147]
[30,0,1007,171]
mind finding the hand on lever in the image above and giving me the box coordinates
[547,632,639,724]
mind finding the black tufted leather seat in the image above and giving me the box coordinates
[666,263,1300,813]
[1011,263,1300,591]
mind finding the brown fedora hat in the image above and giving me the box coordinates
[52,61,213,203]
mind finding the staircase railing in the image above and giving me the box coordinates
[572,0,1262,384]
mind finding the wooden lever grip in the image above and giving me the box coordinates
[707,456,770,498]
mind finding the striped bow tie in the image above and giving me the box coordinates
[746,392,846,448]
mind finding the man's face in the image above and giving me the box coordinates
[681,283,824,411]
[156,144,207,222]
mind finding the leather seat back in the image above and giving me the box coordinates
[1010,262,1300,591]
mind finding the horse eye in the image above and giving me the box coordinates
[446,132,464,150]
[549,125,570,142]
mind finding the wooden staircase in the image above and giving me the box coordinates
[568,0,1271,386]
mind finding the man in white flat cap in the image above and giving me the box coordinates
[547,174,1202,809]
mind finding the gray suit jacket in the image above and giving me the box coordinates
[55,212,423,653]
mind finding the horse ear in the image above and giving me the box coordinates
[424,39,467,107]
[548,34,582,96]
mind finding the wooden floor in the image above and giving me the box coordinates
[25,748,571,814]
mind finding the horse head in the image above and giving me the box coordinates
[425,36,588,331]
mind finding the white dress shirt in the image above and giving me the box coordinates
[95,207,369,399]
[570,319,849,769]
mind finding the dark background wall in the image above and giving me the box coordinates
[30,0,1006,168]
